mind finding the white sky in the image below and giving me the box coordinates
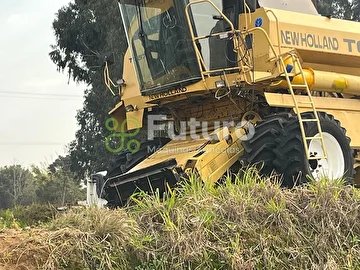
[0,1,86,167]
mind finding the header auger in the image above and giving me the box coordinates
[90,0,360,207]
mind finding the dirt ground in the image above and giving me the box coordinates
[0,229,48,270]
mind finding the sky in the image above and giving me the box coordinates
[0,1,85,167]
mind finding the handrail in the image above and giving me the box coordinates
[243,0,252,31]
[185,0,238,82]
[266,9,281,55]
[233,26,283,84]
[202,66,244,75]
[239,26,281,74]
[194,31,234,41]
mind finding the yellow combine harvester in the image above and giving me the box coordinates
[94,0,360,207]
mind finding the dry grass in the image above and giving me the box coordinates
[1,169,360,269]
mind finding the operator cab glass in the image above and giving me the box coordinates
[189,0,256,71]
[119,0,201,95]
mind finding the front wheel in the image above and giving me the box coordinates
[241,113,292,175]
[273,112,354,186]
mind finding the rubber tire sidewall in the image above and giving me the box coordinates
[304,113,353,181]
[273,112,353,186]
[241,113,292,175]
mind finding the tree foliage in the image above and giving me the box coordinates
[50,1,126,83]
[0,165,35,209]
[34,156,85,205]
[50,0,128,179]
[0,158,85,209]
[313,0,360,20]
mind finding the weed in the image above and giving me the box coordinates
[2,169,360,269]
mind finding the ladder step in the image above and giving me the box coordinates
[305,136,322,140]
[290,84,308,88]
[301,119,319,122]
[280,72,302,77]
[279,56,328,160]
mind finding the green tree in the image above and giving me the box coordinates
[352,0,360,21]
[50,0,128,179]
[33,156,85,205]
[0,165,36,209]
[312,0,357,20]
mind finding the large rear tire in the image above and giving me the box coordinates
[273,112,354,186]
[241,113,292,175]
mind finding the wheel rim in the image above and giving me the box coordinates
[308,132,345,180]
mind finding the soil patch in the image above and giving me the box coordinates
[0,229,48,270]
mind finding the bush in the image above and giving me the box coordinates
[12,204,57,226]
[0,209,20,229]
[3,170,360,269]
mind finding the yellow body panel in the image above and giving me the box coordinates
[107,1,360,191]
[245,8,360,71]
[127,126,244,184]
[127,139,208,174]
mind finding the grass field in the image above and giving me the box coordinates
[1,169,360,269]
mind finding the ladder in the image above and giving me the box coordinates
[278,53,327,160]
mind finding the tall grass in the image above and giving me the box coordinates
[2,169,360,269]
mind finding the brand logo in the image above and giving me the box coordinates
[149,87,187,100]
[255,17,263,27]
[281,30,360,54]
[105,117,140,153]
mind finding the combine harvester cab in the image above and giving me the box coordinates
[95,0,360,207]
